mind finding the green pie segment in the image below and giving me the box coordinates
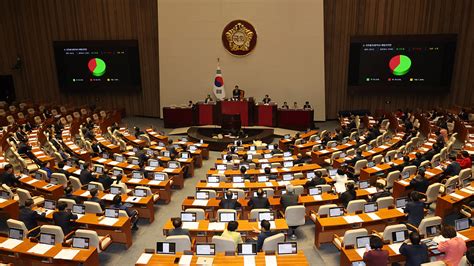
[389,55,411,76]
[88,58,106,77]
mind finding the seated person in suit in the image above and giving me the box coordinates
[340,182,356,208]
[19,198,45,236]
[396,156,411,172]
[40,162,53,179]
[363,236,389,266]
[168,217,190,239]
[345,149,364,165]
[220,221,243,246]
[412,152,423,167]
[63,186,80,203]
[204,94,213,103]
[399,231,429,266]
[305,171,326,188]
[134,127,144,138]
[405,191,425,227]
[457,151,472,169]
[280,185,298,210]
[219,191,242,210]
[422,143,438,162]
[239,166,251,180]
[248,189,270,209]
[79,163,94,185]
[166,140,177,157]
[409,170,429,194]
[112,194,139,230]
[294,153,305,165]
[443,154,462,177]
[89,188,106,210]
[97,173,113,191]
[17,140,34,160]
[0,164,20,187]
[253,220,276,251]
[232,85,242,100]
[369,183,391,202]
[264,167,278,180]
[241,154,252,164]
[270,144,283,155]
[281,102,289,109]
[262,95,271,104]
[53,201,78,235]
[303,101,312,110]
[293,102,298,109]
[56,161,70,177]
[91,139,103,155]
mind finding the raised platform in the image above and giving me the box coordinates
[187,126,275,151]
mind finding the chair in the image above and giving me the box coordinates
[315,169,328,177]
[353,159,368,176]
[184,208,205,221]
[262,233,285,252]
[316,184,332,193]
[217,209,237,222]
[74,229,112,253]
[315,204,338,217]
[166,236,191,252]
[58,198,77,210]
[36,169,48,181]
[372,155,383,165]
[385,170,400,190]
[84,201,103,214]
[441,175,459,193]
[324,151,341,165]
[228,189,245,199]
[51,173,68,188]
[249,209,271,220]
[401,166,417,177]
[69,177,83,192]
[294,173,304,179]
[284,205,306,239]
[40,225,72,244]
[377,224,407,243]
[346,199,367,214]
[293,185,304,196]
[199,189,216,198]
[212,235,236,252]
[7,219,37,238]
[422,183,442,207]
[376,196,394,209]
[262,188,274,197]
[459,168,472,181]
[136,186,160,202]
[419,160,431,168]
[333,228,368,250]
[89,181,104,191]
[385,150,397,162]
[16,188,44,206]
[431,154,441,165]
[408,217,442,237]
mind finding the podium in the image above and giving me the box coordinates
[255,103,277,127]
[277,109,314,130]
[218,99,254,126]
[163,107,195,128]
[197,102,216,125]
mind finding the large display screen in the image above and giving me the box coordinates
[53,40,141,91]
[348,35,457,93]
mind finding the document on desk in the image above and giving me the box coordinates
[136,253,153,264]
[26,179,38,185]
[265,182,274,187]
[0,198,6,203]
[398,180,409,186]
[244,255,256,266]
[277,181,290,186]
[461,188,474,195]
[97,158,107,163]
[148,180,163,186]
[372,166,382,171]
[54,249,80,260]
[196,257,214,265]
[313,195,323,201]
[125,197,142,203]
[206,183,219,188]
[388,243,403,254]
[73,170,81,175]
[233,183,245,188]
[28,243,54,254]
[0,239,23,249]
[283,157,293,161]
[364,187,377,194]
[449,193,464,200]
[396,208,405,214]
[109,161,120,166]
[164,168,176,173]
[182,222,199,230]
[178,255,193,266]
[192,200,209,206]
[281,168,291,172]
[81,191,91,197]
[144,166,155,171]
[379,145,389,149]
[208,222,225,231]
[101,194,115,201]
[366,213,381,221]
[99,217,118,226]
[457,232,469,241]
[259,159,269,163]
[343,215,363,224]
[264,255,277,266]
[355,248,366,258]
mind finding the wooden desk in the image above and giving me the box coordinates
[122,177,172,204]
[392,167,443,198]
[145,128,168,144]
[75,213,133,249]
[312,208,405,248]
[118,128,147,147]
[19,176,64,200]
[73,189,156,223]
[206,163,321,177]
[279,130,318,151]
[311,141,356,165]
[61,126,90,161]
[136,251,309,266]
[0,199,19,219]
[94,133,120,153]
[195,179,309,192]
[0,236,99,266]
[435,184,474,218]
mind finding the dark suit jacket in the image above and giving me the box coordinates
[168,228,190,238]
[399,243,429,266]
[340,190,356,208]
[219,198,241,210]
[53,211,78,235]
[97,175,113,190]
[305,177,326,188]
[248,197,270,209]
[89,197,105,210]
[444,162,461,177]
[79,169,94,185]
[370,190,391,202]
[409,178,429,193]
[63,194,80,204]
[346,155,364,165]
[91,144,102,154]
[280,193,298,210]
[0,172,20,187]
[405,201,425,226]
[19,207,45,230]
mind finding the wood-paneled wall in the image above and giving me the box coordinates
[324,0,474,119]
[0,0,160,116]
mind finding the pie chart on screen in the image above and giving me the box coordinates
[88,58,106,77]
[389,55,411,76]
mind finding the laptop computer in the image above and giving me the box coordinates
[237,243,257,256]
[364,203,378,213]
[9,228,23,240]
[72,204,85,215]
[283,151,292,157]
[134,188,147,197]
[392,230,409,243]
[261,163,271,169]
[426,225,441,237]
[264,153,272,159]
[195,243,215,256]
[216,164,226,171]
[43,199,56,210]
[219,212,236,222]
[395,197,408,208]
[277,242,297,255]
[87,183,98,191]
[268,144,275,150]
[455,218,470,231]
[162,151,170,157]
[329,169,338,177]
[131,171,143,179]
[153,173,166,181]
[283,161,294,168]
[105,208,119,218]
[207,176,220,183]
[180,212,197,222]
[257,176,269,182]
[156,242,176,254]
[113,169,122,176]
[39,233,56,245]
[233,176,244,183]
[0,191,9,200]
[367,161,376,168]
[257,211,275,222]
[306,172,316,179]
[358,180,370,189]
[356,236,371,249]
[181,152,190,159]
[196,191,209,200]
[72,237,90,249]
[329,207,344,217]
[149,160,159,167]
[168,162,179,169]
[309,187,322,196]
[110,186,122,195]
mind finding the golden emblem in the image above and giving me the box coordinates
[222,20,257,56]
[225,23,254,52]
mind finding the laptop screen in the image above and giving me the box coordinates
[258,212,275,221]
[261,163,271,169]
[39,233,55,245]
[105,208,119,218]
[426,225,441,237]
[329,207,344,217]
[392,230,408,243]
[309,187,322,196]
[163,151,170,157]
[132,171,143,179]
[181,152,189,159]
[277,242,297,255]
[356,236,371,249]
[110,186,121,195]
[446,184,456,194]
[329,169,338,177]
[115,155,124,162]
[149,160,159,167]
[196,191,209,200]
[168,162,178,169]
[196,243,215,256]
[113,169,122,176]
[216,164,226,170]
[306,172,316,179]
[207,176,220,183]
[134,188,147,197]
[72,204,85,215]
[395,197,408,208]
[367,161,375,168]
[249,146,256,151]
[180,212,196,222]
[364,203,378,213]
[154,173,165,181]
[94,166,103,174]
[72,237,90,249]
[233,176,244,183]
[283,161,294,168]
[455,218,470,231]
[283,151,292,157]
[87,183,98,191]
[358,181,370,189]
[268,144,275,150]
[237,243,257,256]
[219,212,236,222]
[283,174,294,181]
[402,171,410,179]
[264,153,272,159]
[156,242,176,254]
[257,176,268,182]
[44,200,56,210]
[0,191,10,199]
[9,228,23,240]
